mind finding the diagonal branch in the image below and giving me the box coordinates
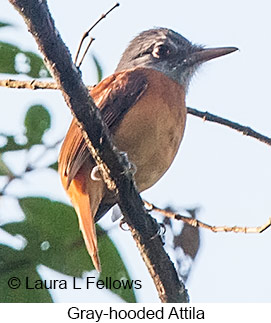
[187,107,271,146]
[8,0,188,303]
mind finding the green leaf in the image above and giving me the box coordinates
[0,153,14,176]
[24,105,51,146]
[2,197,136,302]
[0,246,53,303]
[0,42,50,78]
[0,104,51,152]
[0,136,25,153]
[0,42,19,74]
[98,226,137,302]
[92,55,103,83]
[0,22,11,28]
[48,161,58,171]
[24,51,49,78]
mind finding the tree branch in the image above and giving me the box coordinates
[187,107,271,146]
[0,79,58,90]
[74,2,119,68]
[8,0,188,302]
[145,201,271,234]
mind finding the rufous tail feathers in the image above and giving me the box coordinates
[67,172,104,272]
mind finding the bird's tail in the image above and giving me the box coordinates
[68,174,104,272]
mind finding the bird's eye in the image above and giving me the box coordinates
[152,44,171,59]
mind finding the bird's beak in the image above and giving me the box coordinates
[186,46,238,65]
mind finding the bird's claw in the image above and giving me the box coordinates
[90,166,102,181]
[150,223,166,243]
[119,219,129,231]
[119,151,137,176]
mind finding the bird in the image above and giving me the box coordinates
[58,27,237,272]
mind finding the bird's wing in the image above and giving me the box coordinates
[58,68,148,272]
[58,68,148,189]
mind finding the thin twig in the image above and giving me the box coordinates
[187,107,271,146]
[0,79,94,91]
[145,201,271,234]
[0,138,63,195]
[0,79,58,89]
[74,2,120,67]
[77,37,95,69]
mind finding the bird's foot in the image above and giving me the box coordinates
[90,166,102,181]
[150,223,166,244]
[119,219,129,231]
[119,151,137,175]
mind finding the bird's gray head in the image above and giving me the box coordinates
[116,28,237,90]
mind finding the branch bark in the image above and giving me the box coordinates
[145,201,271,234]
[8,0,188,302]
[187,107,271,146]
[0,79,58,90]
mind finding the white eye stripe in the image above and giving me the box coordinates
[152,46,161,58]
[152,44,171,59]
